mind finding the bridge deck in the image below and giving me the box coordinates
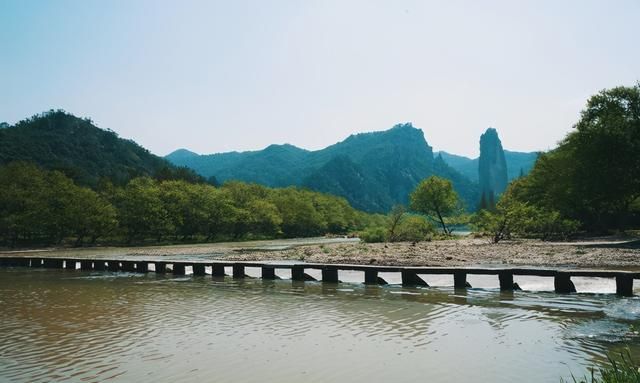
[0,256,636,296]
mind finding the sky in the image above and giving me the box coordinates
[1,1,638,158]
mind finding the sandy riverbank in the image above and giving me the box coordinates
[2,236,639,269]
[224,237,640,269]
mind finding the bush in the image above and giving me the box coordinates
[471,181,580,243]
[394,215,433,242]
[359,227,387,243]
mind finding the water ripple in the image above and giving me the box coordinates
[0,269,638,382]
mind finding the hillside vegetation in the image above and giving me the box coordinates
[0,110,205,187]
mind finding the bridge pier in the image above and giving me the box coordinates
[262,266,277,280]
[80,260,93,271]
[173,263,186,275]
[136,262,148,273]
[322,267,339,283]
[292,265,305,281]
[65,260,77,269]
[1,257,29,267]
[499,271,514,291]
[155,262,166,273]
[402,270,429,287]
[17,258,30,267]
[93,261,106,271]
[616,274,634,297]
[43,259,64,268]
[119,261,133,272]
[454,272,469,289]
[192,264,206,276]
[364,269,378,285]
[107,261,119,271]
[30,258,42,268]
[554,272,576,293]
[232,264,245,279]
[212,264,225,277]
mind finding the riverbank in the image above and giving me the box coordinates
[1,236,639,269]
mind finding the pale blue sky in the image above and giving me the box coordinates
[1,0,638,157]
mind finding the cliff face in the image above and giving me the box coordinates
[478,128,508,201]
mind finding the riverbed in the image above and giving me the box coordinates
[3,237,638,269]
[1,267,639,382]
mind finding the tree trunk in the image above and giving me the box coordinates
[435,209,448,234]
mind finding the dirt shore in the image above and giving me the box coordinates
[225,237,640,269]
[2,237,639,269]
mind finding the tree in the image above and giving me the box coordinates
[409,176,459,234]
[201,188,237,240]
[0,162,49,245]
[386,205,406,242]
[113,177,171,242]
[269,188,326,237]
[513,84,640,231]
[472,180,579,243]
[66,187,117,245]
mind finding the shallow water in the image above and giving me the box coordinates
[0,268,639,383]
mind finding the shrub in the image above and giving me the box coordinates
[359,227,387,243]
[563,350,640,383]
[394,215,433,242]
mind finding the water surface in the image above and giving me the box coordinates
[0,268,639,382]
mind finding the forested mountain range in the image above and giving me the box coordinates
[169,124,457,212]
[167,124,537,212]
[0,110,538,214]
[0,110,205,187]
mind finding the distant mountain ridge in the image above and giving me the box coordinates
[167,123,484,212]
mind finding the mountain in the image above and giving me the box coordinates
[167,123,479,212]
[478,128,508,199]
[436,150,539,183]
[503,150,539,179]
[0,110,204,187]
[436,152,478,182]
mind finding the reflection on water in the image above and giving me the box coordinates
[0,268,639,383]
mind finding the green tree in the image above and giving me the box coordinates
[409,176,459,235]
[0,162,49,245]
[269,188,326,237]
[246,199,282,236]
[311,193,356,234]
[514,84,640,231]
[201,188,237,240]
[473,180,579,243]
[66,187,117,245]
[114,177,171,242]
[386,205,406,242]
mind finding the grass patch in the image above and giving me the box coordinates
[563,350,640,383]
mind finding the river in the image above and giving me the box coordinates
[1,267,639,382]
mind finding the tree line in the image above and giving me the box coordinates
[0,162,367,247]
